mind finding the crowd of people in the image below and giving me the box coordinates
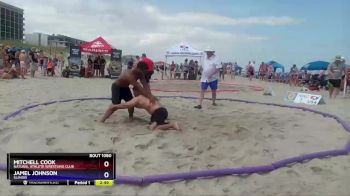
[167,59,200,80]
[1,44,349,99]
[0,44,65,79]
[75,55,106,78]
[247,56,349,99]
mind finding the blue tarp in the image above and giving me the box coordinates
[267,61,285,72]
[301,61,330,71]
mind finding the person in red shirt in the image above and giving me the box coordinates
[141,53,154,83]
[47,58,55,77]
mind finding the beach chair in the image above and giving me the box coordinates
[108,60,122,79]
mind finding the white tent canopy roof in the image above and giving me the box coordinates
[165,42,204,57]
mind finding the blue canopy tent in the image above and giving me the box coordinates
[301,61,330,71]
[267,61,285,72]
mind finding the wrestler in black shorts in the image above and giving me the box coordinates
[150,107,168,125]
[111,83,134,117]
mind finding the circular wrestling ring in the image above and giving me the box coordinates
[150,80,264,93]
[1,96,350,185]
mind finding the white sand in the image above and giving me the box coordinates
[0,75,349,196]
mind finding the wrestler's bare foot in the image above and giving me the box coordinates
[173,122,182,131]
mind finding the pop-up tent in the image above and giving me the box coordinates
[80,37,113,54]
[165,42,204,57]
[266,61,285,72]
[301,61,330,71]
[66,36,123,78]
[164,42,204,79]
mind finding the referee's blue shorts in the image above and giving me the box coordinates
[201,80,218,91]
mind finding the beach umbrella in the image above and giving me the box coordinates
[267,61,285,72]
[301,61,330,71]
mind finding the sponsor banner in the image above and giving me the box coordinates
[285,91,325,105]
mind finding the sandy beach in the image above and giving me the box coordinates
[0,75,349,196]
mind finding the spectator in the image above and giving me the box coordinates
[188,59,196,80]
[38,50,44,71]
[18,50,26,79]
[127,60,133,70]
[94,56,100,77]
[14,49,20,69]
[183,58,189,80]
[133,55,140,68]
[170,61,176,79]
[289,64,299,86]
[141,53,154,83]
[100,56,106,77]
[267,63,274,80]
[0,44,3,69]
[219,62,227,81]
[247,62,255,81]
[80,65,86,78]
[327,56,346,98]
[175,63,181,79]
[259,62,266,80]
[47,58,55,76]
[231,62,237,79]
[194,60,199,80]
[29,50,38,78]
[43,56,48,76]
[85,62,94,78]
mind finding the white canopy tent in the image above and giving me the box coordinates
[163,42,204,79]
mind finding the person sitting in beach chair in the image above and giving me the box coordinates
[1,66,19,79]
[100,95,182,131]
[308,74,321,91]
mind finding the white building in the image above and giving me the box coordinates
[25,32,49,47]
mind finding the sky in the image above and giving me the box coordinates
[5,0,350,69]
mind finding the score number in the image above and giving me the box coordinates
[103,161,110,178]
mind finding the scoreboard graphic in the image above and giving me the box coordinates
[7,153,116,186]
